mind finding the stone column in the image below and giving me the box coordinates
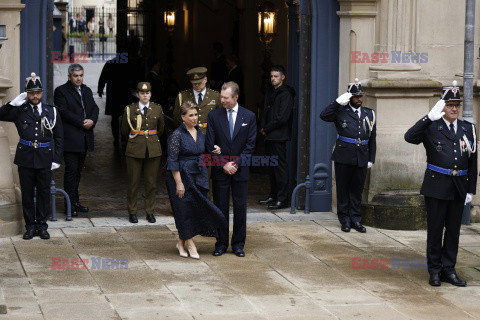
[0,0,25,236]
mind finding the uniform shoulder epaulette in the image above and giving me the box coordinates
[462,119,474,126]
[207,88,219,93]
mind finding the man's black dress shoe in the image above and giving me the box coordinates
[341,223,351,232]
[441,272,466,287]
[258,197,276,205]
[38,229,50,240]
[268,201,288,210]
[352,222,366,233]
[429,273,441,286]
[73,203,89,213]
[23,229,36,240]
[146,214,156,223]
[213,248,226,256]
[233,248,245,257]
[129,214,138,223]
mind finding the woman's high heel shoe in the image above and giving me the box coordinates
[187,246,200,259]
[176,243,188,258]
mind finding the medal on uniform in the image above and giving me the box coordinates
[342,120,347,128]
[436,142,442,152]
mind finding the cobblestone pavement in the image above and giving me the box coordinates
[0,63,479,320]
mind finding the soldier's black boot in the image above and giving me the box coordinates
[129,214,138,223]
[23,228,36,240]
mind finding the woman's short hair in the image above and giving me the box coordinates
[180,101,198,115]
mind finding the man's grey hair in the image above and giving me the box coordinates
[68,63,84,76]
[221,81,239,98]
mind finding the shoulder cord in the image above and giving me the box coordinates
[461,123,477,157]
[41,107,57,136]
[364,110,375,137]
[126,106,142,139]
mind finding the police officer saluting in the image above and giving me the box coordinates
[320,79,376,233]
[405,81,477,287]
[0,73,63,239]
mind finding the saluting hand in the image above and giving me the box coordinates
[10,92,27,107]
[428,100,446,121]
[336,92,352,106]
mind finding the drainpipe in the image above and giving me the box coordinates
[462,0,475,225]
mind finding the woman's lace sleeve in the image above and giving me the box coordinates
[166,131,181,171]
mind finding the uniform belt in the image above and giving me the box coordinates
[132,129,158,135]
[427,164,467,176]
[338,135,369,145]
[19,139,50,148]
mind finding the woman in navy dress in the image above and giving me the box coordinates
[166,101,226,259]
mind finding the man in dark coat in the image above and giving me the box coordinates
[54,64,99,216]
[259,65,295,210]
[98,58,135,146]
[320,79,376,233]
[0,73,63,239]
[405,81,477,287]
[206,81,257,258]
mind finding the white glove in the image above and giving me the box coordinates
[367,162,373,169]
[51,162,60,170]
[336,92,352,106]
[10,92,27,107]
[465,193,473,205]
[427,100,446,121]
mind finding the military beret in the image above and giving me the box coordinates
[186,67,207,83]
[137,82,151,92]
[25,72,43,92]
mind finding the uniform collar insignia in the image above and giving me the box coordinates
[438,124,444,130]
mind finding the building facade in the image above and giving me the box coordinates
[0,0,479,235]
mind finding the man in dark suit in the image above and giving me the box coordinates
[206,81,257,257]
[0,73,63,239]
[259,65,295,210]
[320,79,376,233]
[54,64,99,216]
[98,58,135,146]
[405,81,477,287]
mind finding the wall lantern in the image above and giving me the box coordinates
[257,1,278,45]
[164,10,176,33]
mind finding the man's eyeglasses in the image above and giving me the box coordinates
[445,104,461,109]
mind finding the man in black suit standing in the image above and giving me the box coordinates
[206,81,257,257]
[405,81,477,287]
[259,65,295,210]
[0,73,63,239]
[54,64,99,216]
[320,79,376,233]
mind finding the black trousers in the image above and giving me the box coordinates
[212,178,248,251]
[64,151,87,204]
[18,166,51,231]
[111,115,121,143]
[424,195,464,275]
[265,141,289,203]
[334,162,367,225]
